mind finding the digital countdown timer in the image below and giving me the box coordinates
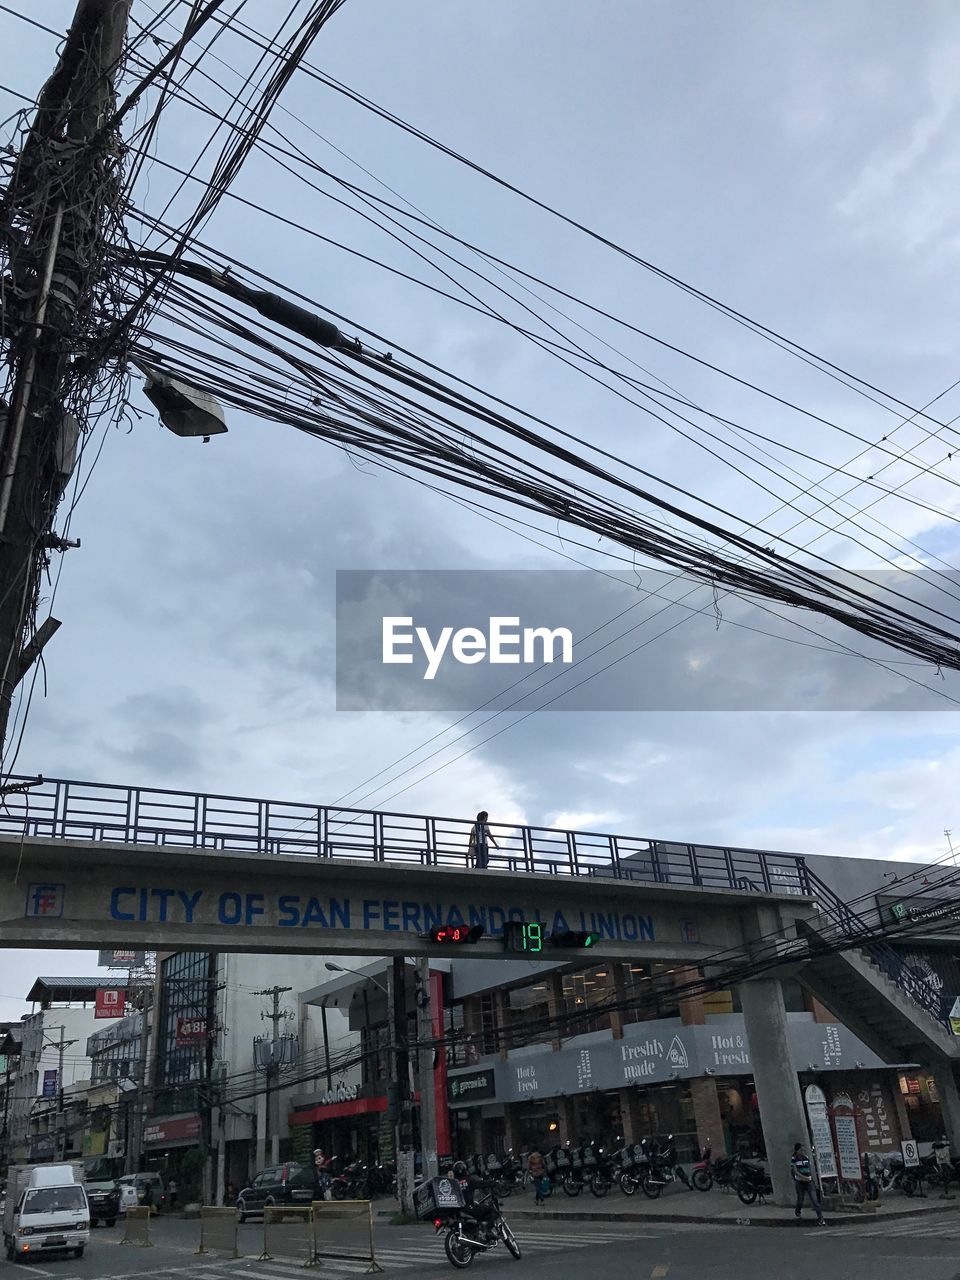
[502,921,544,953]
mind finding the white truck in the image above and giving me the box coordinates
[3,1163,89,1262]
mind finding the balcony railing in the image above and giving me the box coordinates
[0,774,812,895]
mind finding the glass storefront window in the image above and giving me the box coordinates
[515,1099,562,1152]
[561,965,615,1032]
[619,963,680,1025]
[504,983,551,1048]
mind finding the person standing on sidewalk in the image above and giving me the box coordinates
[791,1143,825,1225]
[527,1149,548,1206]
[468,810,499,869]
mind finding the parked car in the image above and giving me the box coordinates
[236,1164,315,1222]
[117,1173,166,1211]
[83,1178,120,1227]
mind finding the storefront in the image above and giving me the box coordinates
[445,1012,914,1163]
[289,1092,389,1165]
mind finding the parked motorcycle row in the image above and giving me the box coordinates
[324,1140,957,1208]
[464,1139,773,1205]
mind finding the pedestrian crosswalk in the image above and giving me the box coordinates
[152,1227,656,1280]
[818,1215,960,1240]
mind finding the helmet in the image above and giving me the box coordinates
[452,1161,468,1178]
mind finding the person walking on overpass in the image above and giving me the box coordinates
[791,1143,825,1225]
[468,810,498,870]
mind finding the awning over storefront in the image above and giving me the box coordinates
[289,1095,388,1126]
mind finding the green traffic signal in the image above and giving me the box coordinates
[550,930,600,948]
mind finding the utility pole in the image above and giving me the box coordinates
[390,958,415,1214]
[254,986,293,1166]
[125,985,152,1175]
[43,1025,77,1161]
[415,957,438,1182]
[0,0,131,752]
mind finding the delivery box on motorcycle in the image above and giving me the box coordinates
[414,1176,465,1221]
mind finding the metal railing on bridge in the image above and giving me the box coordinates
[0,774,811,895]
[804,867,951,1029]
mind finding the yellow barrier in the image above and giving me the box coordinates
[260,1203,318,1268]
[311,1199,383,1274]
[196,1206,239,1259]
[120,1206,152,1248]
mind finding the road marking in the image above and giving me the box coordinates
[652,1267,669,1279]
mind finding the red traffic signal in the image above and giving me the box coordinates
[429,924,484,944]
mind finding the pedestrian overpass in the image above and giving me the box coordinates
[2,773,959,1206]
[0,775,813,964]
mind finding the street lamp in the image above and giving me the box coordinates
[324,962,388,994]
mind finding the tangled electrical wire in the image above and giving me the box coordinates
[118,239,960,674]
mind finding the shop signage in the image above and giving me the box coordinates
[143,1114,201,1146]
[803,1084,837,1181]
[175,1015,208,1047]
[317,1080,359,1105]
[448,1068,496,1104]
[95,988,126,1019]
[856,1083,894,1151]
[889,898,960,928]
[832,1112,861,1181]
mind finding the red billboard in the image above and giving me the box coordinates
[175,1015,208,1047]
[95,988,126,1019]
[143,1114,201,1146]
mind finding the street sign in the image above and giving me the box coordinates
[901,1139,920,1168]
[42,1068,58,1097]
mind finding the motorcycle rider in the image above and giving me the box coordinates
[448,1160,497,1240]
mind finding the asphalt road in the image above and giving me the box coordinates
[2,1214,960,1280]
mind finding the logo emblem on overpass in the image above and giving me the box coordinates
[25,883,64,918]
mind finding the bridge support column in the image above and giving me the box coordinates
[930,1060,960,1155]
[738,978,808,1207]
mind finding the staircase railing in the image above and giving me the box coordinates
[804,867,950,1028]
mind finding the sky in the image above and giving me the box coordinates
[2,0,960,1016]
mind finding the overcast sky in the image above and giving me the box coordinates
[3,0,960,1016]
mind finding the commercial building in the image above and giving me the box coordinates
[143,949,356,1201]
[300,850,960,1167]
[4,977,128,1163]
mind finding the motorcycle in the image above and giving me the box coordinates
[434,1190,522,1270]
[331,1161,370,1200]
[735,1159,772,1206]
[588,1147,617,1198]
[618,1141,651,1196]
[561,1142,599,1198]
[692,1146,740,1193]
[493,1153,525,1199]
[642,1137,693,1200]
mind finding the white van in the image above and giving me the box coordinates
[2,1163,90,1261]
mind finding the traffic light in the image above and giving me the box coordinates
[428,924,484,944]
[550,930,600,948]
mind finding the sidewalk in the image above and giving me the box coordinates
[505,1184,960,1229]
